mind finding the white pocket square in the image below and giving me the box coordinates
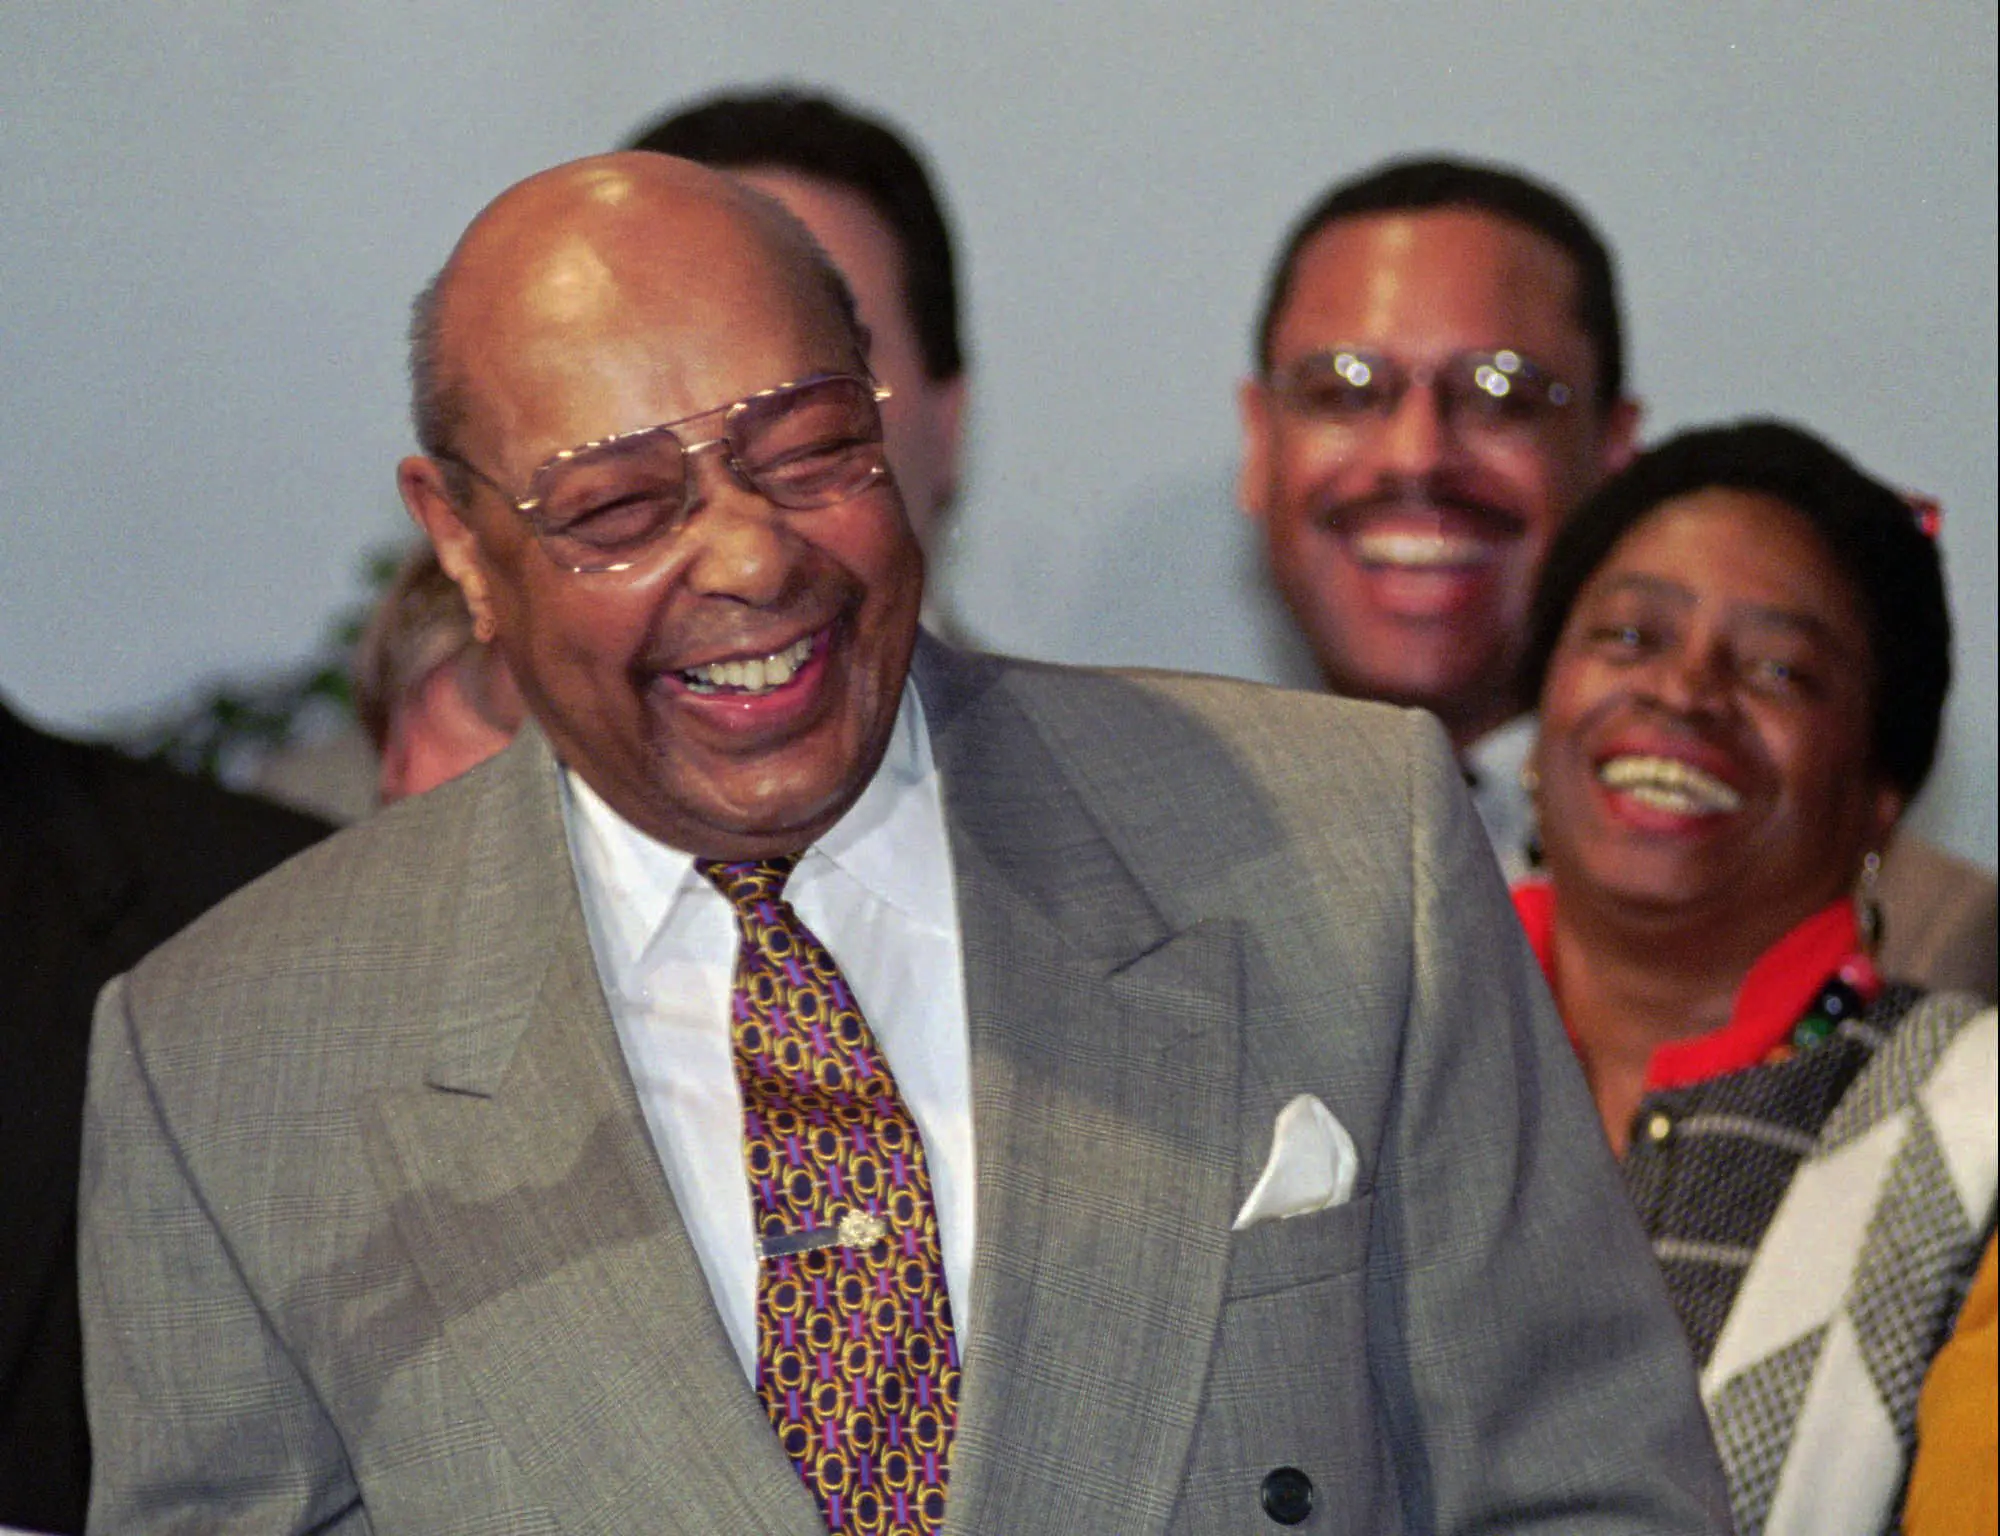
[1232,1093,1359,1231]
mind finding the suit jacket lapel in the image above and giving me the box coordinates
[915,642,1242,1536]
[358,651,1242,1535]
[361,730,823,1536]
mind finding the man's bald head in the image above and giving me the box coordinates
[409,153,863,470]
[394,151,923,859]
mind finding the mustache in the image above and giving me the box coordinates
[1312,483,1529,540]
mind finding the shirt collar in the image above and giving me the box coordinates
[1462,713,1537,793]
[1511,881,1869,1090]
[807,683,952,929]
[563,682,945,975]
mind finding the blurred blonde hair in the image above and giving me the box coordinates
[352,542,516,754]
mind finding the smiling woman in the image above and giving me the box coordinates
[1534,484,1895,952]
[1511,420,1996,1536]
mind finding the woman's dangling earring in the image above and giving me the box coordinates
[1855,849,1884,956]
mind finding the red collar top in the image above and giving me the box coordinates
[1512,882,1882,1092]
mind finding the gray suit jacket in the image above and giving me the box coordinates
[81,644,1730,1534]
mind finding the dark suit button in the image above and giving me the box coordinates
[1260,1466,1314,1525]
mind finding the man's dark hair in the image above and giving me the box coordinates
[1520,419,1951,799]
[1254,156,1624,406]
[626,87,964,383]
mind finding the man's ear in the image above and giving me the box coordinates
[1237,377,1275,521]
[397,455,497,642]
[1599,396,1643,477]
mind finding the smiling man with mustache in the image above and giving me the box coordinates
[1240,156,1639,861]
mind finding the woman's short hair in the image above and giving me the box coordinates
[1519,419,1951,799]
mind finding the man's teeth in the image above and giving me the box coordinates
[1350,529,1490,569]
[1598,755,1743,815]
[681,636,814,695]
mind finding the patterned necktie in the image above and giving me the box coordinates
[698,856,960,1535]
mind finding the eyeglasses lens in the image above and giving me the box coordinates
[1278,349,1570,436]
[530,432,689,569]
[730,376,888,509]
[527,377,888,572]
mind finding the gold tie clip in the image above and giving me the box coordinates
[758,1208,889,1260]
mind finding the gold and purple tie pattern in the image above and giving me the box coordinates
[698,857,959,1535]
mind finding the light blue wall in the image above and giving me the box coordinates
[2,3,1993,865]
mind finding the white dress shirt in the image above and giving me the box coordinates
[562,687,974,1379]
[1464,712,1539,884]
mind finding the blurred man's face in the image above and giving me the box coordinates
[737,168,965,552]
[1240,209,1637,747]
[401,158,925,859]
[378,649,524,805]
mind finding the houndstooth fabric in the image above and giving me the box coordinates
[1845,1114,1971,1431]
[1819,998,1964,1152]
[701,857,960,1535]
[1621,984,1906,1367]
[1704,1327,1825,1525]
[1696,996,1996,1536]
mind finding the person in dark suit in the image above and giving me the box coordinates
[0,697,327,1534]
[79,153,1730,1533]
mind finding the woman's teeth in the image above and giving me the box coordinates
[1598,754,1743,815]
[680,635,815,695]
